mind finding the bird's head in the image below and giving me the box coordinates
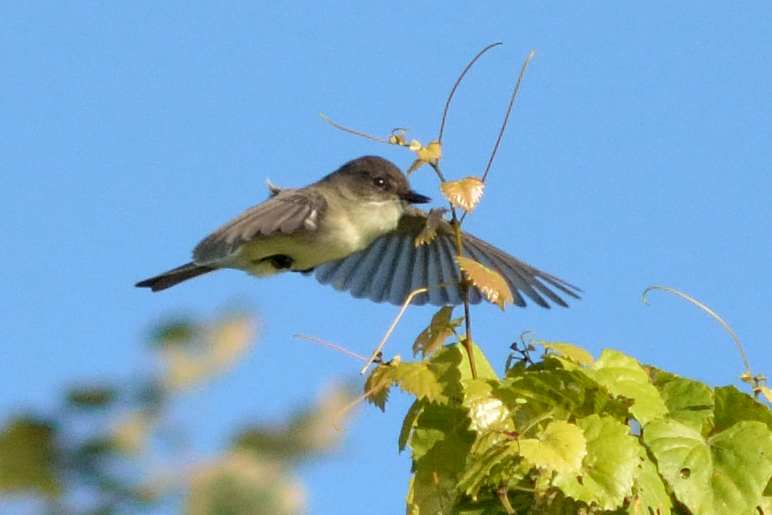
[328,156,431,205]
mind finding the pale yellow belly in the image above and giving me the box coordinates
[227,199,403,277]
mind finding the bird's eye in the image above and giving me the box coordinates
[372,177,387,189]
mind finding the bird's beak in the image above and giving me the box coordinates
[401,190,431,204]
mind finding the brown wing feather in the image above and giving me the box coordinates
[192,189,326,265]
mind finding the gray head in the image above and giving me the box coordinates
[324,156,431,204]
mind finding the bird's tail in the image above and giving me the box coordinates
[135,262,214,292]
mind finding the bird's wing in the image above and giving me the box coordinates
[313,209,581,307]
[193,189,326,264]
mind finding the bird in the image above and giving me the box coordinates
[136,156,580,307]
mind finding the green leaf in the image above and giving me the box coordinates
[518,420,587,474]
[553,414,639,510]
[713,385,772,432]
[399,401,425,453]
[364,363,397,411]
[643,419,772,515]
[629,449,673,515]
[657,376,714,433]
[413,306,461,357]
[759,495,772,515]
[407,405,475,514]
[456,441,520,498]
[407,472,457,515]
[66,385,118,410]
[542,342,594,366]
[498,368,623,426]
[584,349,668,425]
[395,362,445,403]
[0,417,60,497]
[464,380,511,433]
[149,318,198,348]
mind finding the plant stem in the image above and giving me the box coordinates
[431,164,476,378]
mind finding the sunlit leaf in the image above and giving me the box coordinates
[542,342,594,367]
[553,415,639,510]
[760,385,772,403]
[399,401,425,453]
[656,375,714,433]
[363,363,396,411]
[417,140,442,164]
[440,176,485,212]
[406,139,442,175]
[414,208,448,247]
[395,362,445,403]
[643,418,772,515]
[407,405,474,514]
[455,256,513,309]
[387,129,408,146]
[0,417,59,497]
[629,448,673,515]
[713,385,772,432]
[759,496,772,515]
[456,442,522,498]
[518,420,587,474]
[584,349,668,425]
[467,397,509,432]
[412,306,461,357]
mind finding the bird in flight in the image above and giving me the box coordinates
[136,156,580,307]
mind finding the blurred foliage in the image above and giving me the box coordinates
[363,315,772,515]
[0,313,356,514]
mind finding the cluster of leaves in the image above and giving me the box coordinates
[363,319,772,515]
[0,314,355,515]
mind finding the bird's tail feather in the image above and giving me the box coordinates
[135,262,214,292]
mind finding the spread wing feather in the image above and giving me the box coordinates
[313,210,580,307]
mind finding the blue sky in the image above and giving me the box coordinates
[2,2,771,513]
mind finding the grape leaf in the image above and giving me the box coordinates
[584,349,668,425]
[553,414,639,510]
[643,418,772,515]
[363,363,397,411]
[406,139,442,175]
[441,176,485,212]
[414,207,448,247]
[395,362,445,403]
[629,448,673,515]
[413,306,461,357]
[713,385,772,432]
[542,342,594,367]
[455,256,513,309]
[518,420,587,474]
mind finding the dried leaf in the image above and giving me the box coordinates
[417,140,442,163]
[455,256,513,309]
[414,208,448,247]
[406,139,442,175]
[412,306,461,357]
[388,129,408,146]
[440,177,484,212]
